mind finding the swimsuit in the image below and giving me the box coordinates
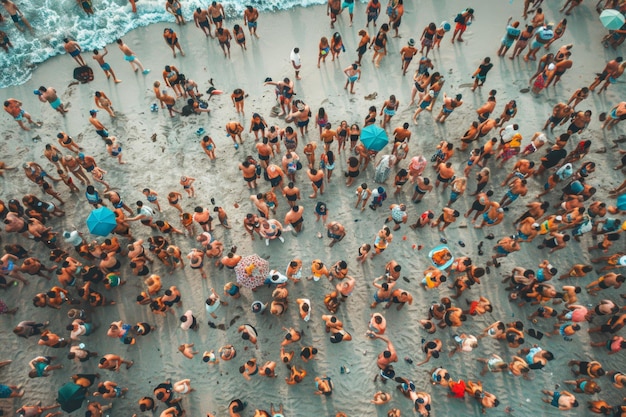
[50,98,62,110]
[383,106,396,116]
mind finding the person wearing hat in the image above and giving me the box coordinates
[88,109,110,138]
[434,92,462,123]
[400,38,417,75]
[524,22,553,61]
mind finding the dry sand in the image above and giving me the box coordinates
[1,0,625,416]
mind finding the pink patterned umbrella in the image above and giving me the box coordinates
[235,254,270,289]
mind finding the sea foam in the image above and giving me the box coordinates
[0,0,328,88]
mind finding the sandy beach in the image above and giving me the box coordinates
[1,0,626,416]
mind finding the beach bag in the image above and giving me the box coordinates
[73,65,94,83]
[431,149,444,162]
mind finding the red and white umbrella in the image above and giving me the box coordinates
[235,254,270,289]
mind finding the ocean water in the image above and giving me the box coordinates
[0,0,327,88]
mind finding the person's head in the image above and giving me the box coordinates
[483,57,491,64]
[116,38,123,45]
[617,57,624,63]
[293,47,299,54]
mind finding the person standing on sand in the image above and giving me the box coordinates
[1,0,34,34]
[37,86,68,115]
[327,0,341,29]
[243,6,260,38]
[63,38,86,67]
[343,63,360,94]
[3,98,39,130]
[92,47,121,83]
[163,28,185,58]
[291,47,302,80]
[116,38,150,74]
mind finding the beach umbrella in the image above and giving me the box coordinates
[235,254,270,289]
[86,206,117,236]
[360,125,389,152]
[600,9,625,30]
[57,382,87,413]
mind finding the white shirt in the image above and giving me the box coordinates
[500,125,518,142]
[64,230,83,246]
[180,310,194,330]
[290,50,301,67]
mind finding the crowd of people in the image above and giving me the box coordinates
[1,0,626,416]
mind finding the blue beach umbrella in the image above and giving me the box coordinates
[600,9,625,30]
[360,125,389,152]
[86,206,117,236]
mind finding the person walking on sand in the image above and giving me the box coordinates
[1,0,34,34]
[37,86,68,115]
[471,57,493,92]
[369,24,388,67]
[194,7,213,37]
[208,1,226,29]
[116,38,150,74]
[63,38,86,67]
[3,98,39,130]
[92,47,121,83]
[291,47,302,80]
[400,38,417,75]
[243,6,260,38]
[451,7,473,43]
[343,63,360,94]
[94,91,115,117]
[216,27,232,58]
